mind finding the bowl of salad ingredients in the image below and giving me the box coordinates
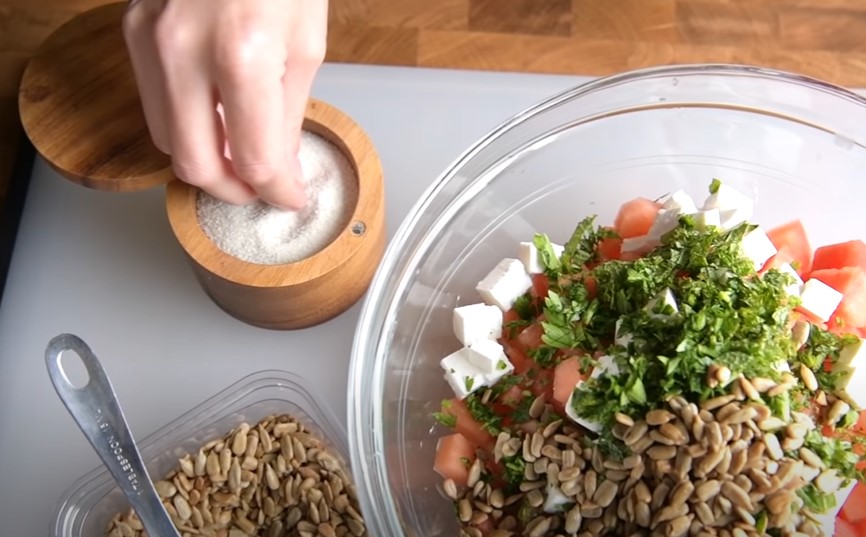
[348,64,866,537]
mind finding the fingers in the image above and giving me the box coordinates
[154,12,257,205]
[122,0,171,154]
[215,39,306,209]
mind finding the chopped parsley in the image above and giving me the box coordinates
[502,454,526,491]
[464,392,502,435]
[433,400,457,428]
[798,484,838,514]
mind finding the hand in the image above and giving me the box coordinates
[122,0,328,209]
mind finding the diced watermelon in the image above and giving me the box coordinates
[766,220,812,276]
[526,368,555,399]
[530,274,549,300]
[433,433,476,485]
[502,308,521,327]
[496,384,524,409]
[552,356,586,414]
[809,268,866,328]
[759,250,795,275]
[584,276,598,299]
[613,198,662,239]
[835,517,866,537]
[842,482,866,524]
[813,240,866,273]
[517,323,543,351]
[598,236,622,261]
[503,342,534,375]
[443,399,495,450]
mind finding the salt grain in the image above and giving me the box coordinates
[197,131,359,265]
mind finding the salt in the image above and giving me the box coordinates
[197,131,359,265]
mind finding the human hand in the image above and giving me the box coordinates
[122,0,327,209]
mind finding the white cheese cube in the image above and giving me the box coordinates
[543,483,571,513]
[693,209,721,230]
[565,387,602,433]
[741,227,777,271]
[647,209,682,241]
[719,207,753,231]
[659,189,698,215]
[702,183,754,213]
[832,339,866,409]
[591,355,621,379]
[440,349,486,399]
[476,258,533,311]
[620,235,657,254]
[776,262,804,297]
[799,279,843,323]
[614,319,633,347]
[453,303,502,346]
[646,288,679,316]
[466,339,511,374]
[518,241,564,274]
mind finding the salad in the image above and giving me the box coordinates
[433,180,866,537]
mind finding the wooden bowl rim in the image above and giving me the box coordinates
[165,98,384,288]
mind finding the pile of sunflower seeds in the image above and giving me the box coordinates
[105,414,366,537]
[446,370,852,537]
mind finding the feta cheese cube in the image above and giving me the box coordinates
[647,209,682,241]
[565,388,602,433]
[799,279,843,323]
[440,349,486,399]
[591,355,621,379]
[543,483,571,513]
[620,235,657,254]
[776,262,804,297]
[466,339,511,374]
[476,258,533,311]
[832,339,866,409]
[646,288,679,317]
[693,209,721,230]
[453,303,502,346]
[719,207,753,231]
[518,241,564,274]
[702,183,754,214]
[659,189,698,215]
[740,227,777,271]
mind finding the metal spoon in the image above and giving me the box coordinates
[45,333,182,537]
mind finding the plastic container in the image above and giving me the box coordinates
[348,64,866,537]
[53,370,347,537]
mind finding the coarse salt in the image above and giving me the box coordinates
[197,131,359,265]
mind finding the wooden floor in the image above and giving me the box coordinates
[3,0,866,216]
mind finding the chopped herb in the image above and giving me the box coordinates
[497,359,507,370]
[512,294,538,321]
[464,393,502,434]
[502,454,526,490]
[528,345,558,368]
[803,429,863,481]
[433,399,457,428]
[464,376,475,393]
[512,392,536,424]
[797,484,837,514]
[709,178,721,194]
[533,233,562,274]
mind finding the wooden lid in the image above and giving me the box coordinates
[18,2,173,192]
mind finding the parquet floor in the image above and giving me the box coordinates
[3,0,866,213]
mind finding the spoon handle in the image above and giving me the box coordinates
[45,334,181,537]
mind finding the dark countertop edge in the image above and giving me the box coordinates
[0,130,35,308]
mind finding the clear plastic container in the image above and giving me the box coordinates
[348,64,866,537]
[53,370,347,537]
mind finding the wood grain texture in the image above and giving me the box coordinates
[6,0,866,231]
[18,3,172,192]
[166,99,386,330]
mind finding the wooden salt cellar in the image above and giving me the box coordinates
[18,2,386,329]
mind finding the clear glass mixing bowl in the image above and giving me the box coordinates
[348,64,866,537]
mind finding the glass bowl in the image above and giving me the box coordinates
[53,370,347,537]
[348,64,866,537]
